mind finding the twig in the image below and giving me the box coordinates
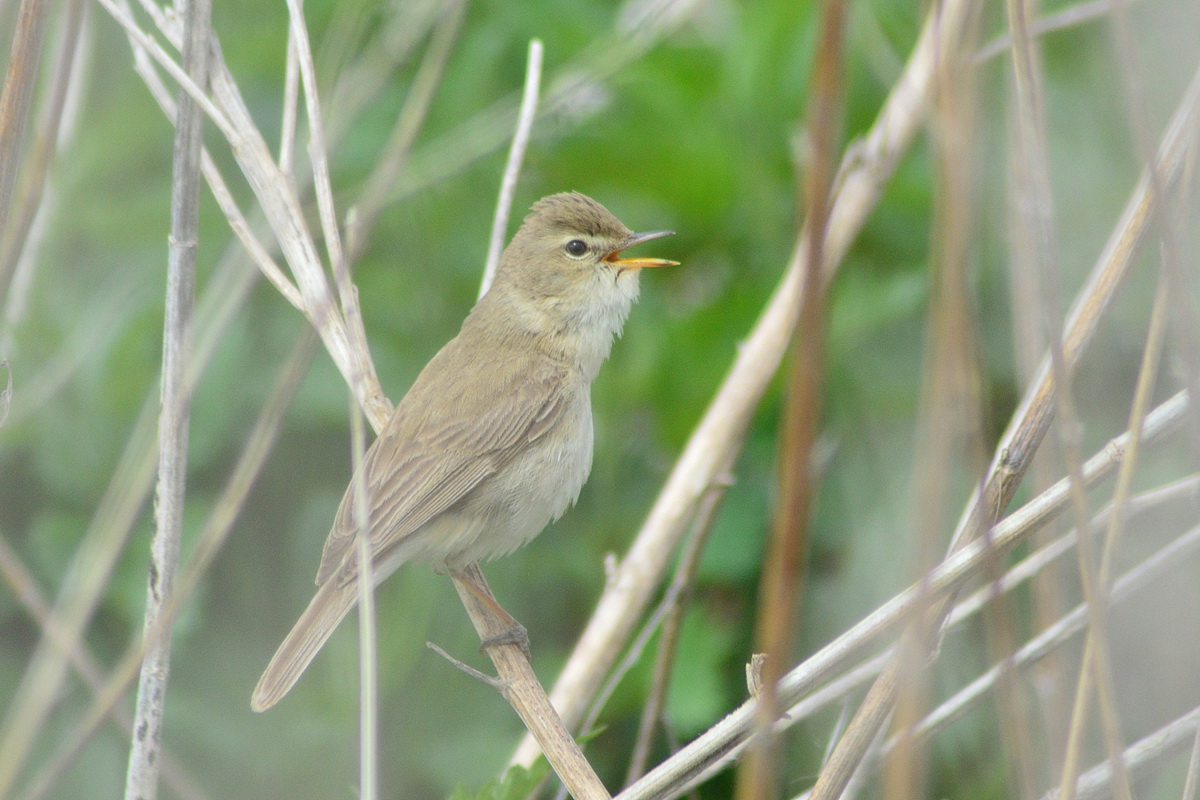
[728,475,1200,800]
[904,521,1200,757]
[427,642,506,687]
[1183,721,1200,800]
[0,0,85,307]
[281,0,351,337]
[1041,706,1200,800]
[1005,0,1130,795]
[279,31,299,172]
[624,461,734,786]
[1011,0,1134,782]
[347,0,468,259]
[884,5,985,797]
[122,10,303,313]
[0,0,51,302]
[90,0,234,139]
[481,38,543,298]
[737,0,845,797]
[349,395,378,800]
[786,514,1200,800]
[1061,262,1174,800]
[974,0,1143,64]
[123,0,209,793]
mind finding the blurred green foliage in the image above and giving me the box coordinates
[2,0,1198,797]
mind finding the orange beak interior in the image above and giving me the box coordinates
[603,230,679,270]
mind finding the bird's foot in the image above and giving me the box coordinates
[479,620,530,659]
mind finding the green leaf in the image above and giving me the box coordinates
[446,758,552,800]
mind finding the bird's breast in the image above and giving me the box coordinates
[449,384,594,566]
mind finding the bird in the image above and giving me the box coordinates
[251,192,677,711]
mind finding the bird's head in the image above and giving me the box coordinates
[494,192,677,338]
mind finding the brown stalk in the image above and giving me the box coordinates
[1056,212,1180,800]
[1105,0,1200,463]
[883,8,986,796]
[1003,11,1070,775]
[735,1,845,798]
[0,0,50,303]
[808,57,1200,800]
[1005,0,1128,787]
[0,0,85,307]
[624,460,735,787]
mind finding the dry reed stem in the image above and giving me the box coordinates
[782,476,1200,792]
[0,0,50,271]
[1183,722,1200,800]
[906,517,1200,753]
[1005,0,1131,794]
[812,55,1200,800]
[123,0,210,793]
[279,30,299,171]
[623,458,735,787]
[15,5,595,794]
[770,475,1200,800]
[784,510,1200,800]
[1041,706,1200,800]
[617,391,1191,800]
[883,6,984,798]
[1058,266,1174,800]
[349,397,378,800]
[481,38,543,298]
[1,0,477,791]
[0,0,84,304]
[16,331,316,800]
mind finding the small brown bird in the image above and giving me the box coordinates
[252,192,676,711]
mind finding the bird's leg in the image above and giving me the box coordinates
[448,566,531,659]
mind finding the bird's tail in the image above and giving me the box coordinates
[251,579,358,712]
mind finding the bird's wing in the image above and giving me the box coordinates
[315,347,568,586]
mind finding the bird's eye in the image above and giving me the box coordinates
[565,239,589,257]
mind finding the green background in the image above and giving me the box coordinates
[2,0,1198,797]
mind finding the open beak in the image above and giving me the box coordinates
[603,230,679,270]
